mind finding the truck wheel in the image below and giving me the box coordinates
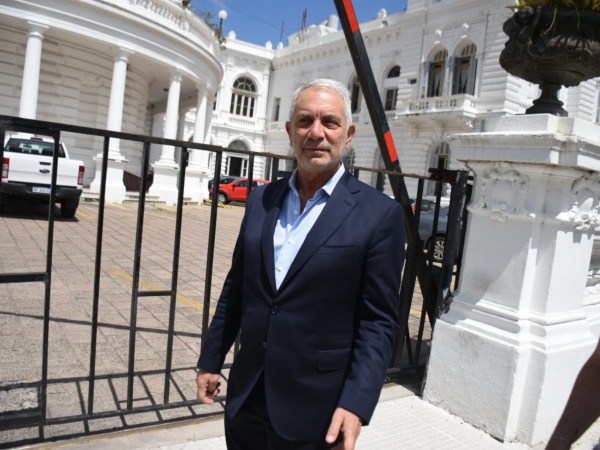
[60,203,77,219]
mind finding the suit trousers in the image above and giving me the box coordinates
[224,373,340,450]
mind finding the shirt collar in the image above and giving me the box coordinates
[288,163,345,197]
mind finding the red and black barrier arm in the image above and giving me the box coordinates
[334,0,413,218]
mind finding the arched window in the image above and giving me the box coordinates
[387,65,400,78]
[226,140,250,177]
[350,75,361,114]
[427,49,447,98]
[453,43,477,95]
[384,65,401,111]
[228,140,248,151]
[230,77,256,118]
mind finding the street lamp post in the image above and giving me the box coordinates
[216,10,227,45]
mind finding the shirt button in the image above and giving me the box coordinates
[288,239,294,244]
[276,265,283,272]
[271,306,279,315]
[293,210,299,215]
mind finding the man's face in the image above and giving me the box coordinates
[286,87,355,178]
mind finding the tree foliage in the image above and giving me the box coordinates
[184,1,219,30]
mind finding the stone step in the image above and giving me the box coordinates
[82,189,199,206]
[123,193,165,205]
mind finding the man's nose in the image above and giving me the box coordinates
[307,120,325,139]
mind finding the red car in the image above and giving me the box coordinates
[211,178,270,204]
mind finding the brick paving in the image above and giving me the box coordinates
[0,198,244,446]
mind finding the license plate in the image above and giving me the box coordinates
[32,186,51,194]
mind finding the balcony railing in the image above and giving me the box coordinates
[229,116,256,127]
[213,113,257,128]
[110,0,215,46]
[405,94,478,115]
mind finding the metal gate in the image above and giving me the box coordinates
[0,115,469,447]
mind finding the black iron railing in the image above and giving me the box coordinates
[0,115,469,447]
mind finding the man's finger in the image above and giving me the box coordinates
[325,412,343,444]
[327,408,361,449]
[196,372,220,404]
[341,430,357,450]
[207,381,221,395]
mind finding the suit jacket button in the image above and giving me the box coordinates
[262,341,267,348]
[271,306,278,315]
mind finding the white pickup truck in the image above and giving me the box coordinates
[1,133,85,218]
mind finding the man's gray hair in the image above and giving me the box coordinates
[289,79,353,129]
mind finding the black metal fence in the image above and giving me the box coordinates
[0,115,469,447]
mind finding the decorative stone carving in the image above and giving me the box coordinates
[559,174,600,231]
[563,203,600,231]
[474,162,528,221]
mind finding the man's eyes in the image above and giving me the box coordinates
[296,117,341,128]
[323,119,341,128]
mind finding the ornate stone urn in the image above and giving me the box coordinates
[500,6,600,116]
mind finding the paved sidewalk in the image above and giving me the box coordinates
[27,384,600,450]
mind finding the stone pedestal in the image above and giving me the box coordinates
[183,167,210,203]
[423,115,600,446]
[89,157,127,204]
[148,163,180,206]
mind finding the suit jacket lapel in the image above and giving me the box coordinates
[278,172,359,292]
[261,179,290,294]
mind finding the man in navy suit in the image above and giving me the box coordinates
[197,79,405,449]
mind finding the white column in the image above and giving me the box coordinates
[175,108,187,166]
[157,71,182,167]
[189,87,208,168]
[149,71,182,205]
[202,88,217,169]
[423,115,600,447]
[104,48,133,161]
[183,85,212,203]
[19,22,48,120]
[89,47,132,203]
[204,88,216,146]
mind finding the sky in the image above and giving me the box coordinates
[191,0,409,47]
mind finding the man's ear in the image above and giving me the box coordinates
[345,124,356,148]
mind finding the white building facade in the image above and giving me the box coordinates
[2,0,599,204]
[0,0,223,204]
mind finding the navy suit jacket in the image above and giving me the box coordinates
[198,170,405,441]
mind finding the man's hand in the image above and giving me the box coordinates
[196,369,221,404]
[325,407,362,450]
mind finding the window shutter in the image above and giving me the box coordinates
[467,55,477,95]
[421,61,428,98]
[230,94,235,114]
[445,56,454,97]
[451,57,459,95]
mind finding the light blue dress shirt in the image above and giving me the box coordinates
[273,164,345,289]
